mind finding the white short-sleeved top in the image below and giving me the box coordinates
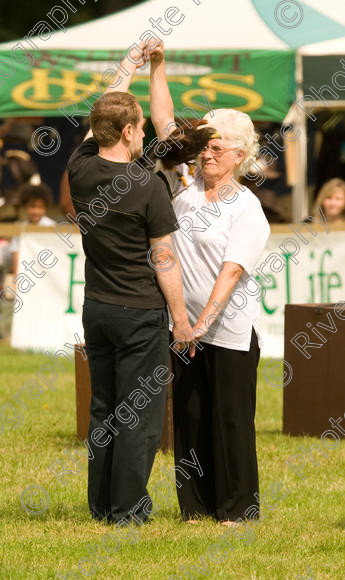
[164,163,270,352]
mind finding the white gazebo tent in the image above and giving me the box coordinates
[0,0,290,51]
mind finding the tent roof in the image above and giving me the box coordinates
[0,0,288,51]
[1,0,344,54]
[253,0,345,50]
[301,36,345,55]
[300,0,345,54]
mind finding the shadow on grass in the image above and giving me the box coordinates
[335,517,345,529]
[48,432,83,446]
[3,500,188,527]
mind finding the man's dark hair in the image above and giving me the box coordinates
[90,92,141,147]
[19,183,53,206]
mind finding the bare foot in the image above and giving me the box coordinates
[219,520,237,527]
[185,519,199,525]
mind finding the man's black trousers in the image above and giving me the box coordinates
[171,327,260,522]
[82,298,169,523]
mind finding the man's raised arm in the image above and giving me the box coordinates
[149,42,175,140]
[84,43,147,141]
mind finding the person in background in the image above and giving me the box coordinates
[10,183,56,276]
[311,178,345,225]
[17,183,56,227]
[0,146,41,223]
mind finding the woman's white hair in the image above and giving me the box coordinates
[203,108,260,164]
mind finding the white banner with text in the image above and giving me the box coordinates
[10,231,345,357]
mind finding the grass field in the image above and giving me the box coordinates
[0,344,344,579]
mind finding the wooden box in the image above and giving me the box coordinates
[283,303,345,437]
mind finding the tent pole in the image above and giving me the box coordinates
[292,53,308,223]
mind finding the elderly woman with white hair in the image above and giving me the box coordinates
[149,45,270,525]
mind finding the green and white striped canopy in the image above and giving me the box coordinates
[0,0,344,120]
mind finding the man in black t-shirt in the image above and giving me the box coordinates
[67,59,192,525]
[68,135,178,309]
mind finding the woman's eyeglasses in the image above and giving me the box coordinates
[201,144,236,157]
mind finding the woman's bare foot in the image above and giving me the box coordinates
[185,519,199,525]
[219,520,237,527]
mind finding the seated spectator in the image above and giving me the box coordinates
[310,178,345,225]
[10,183,56,275]
[0,145,41,223]
[18,183,56,226]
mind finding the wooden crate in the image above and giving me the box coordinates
[283,303,345,437]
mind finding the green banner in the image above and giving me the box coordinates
[0,49,295,121]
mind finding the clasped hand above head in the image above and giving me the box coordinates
[140,39,165,66]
